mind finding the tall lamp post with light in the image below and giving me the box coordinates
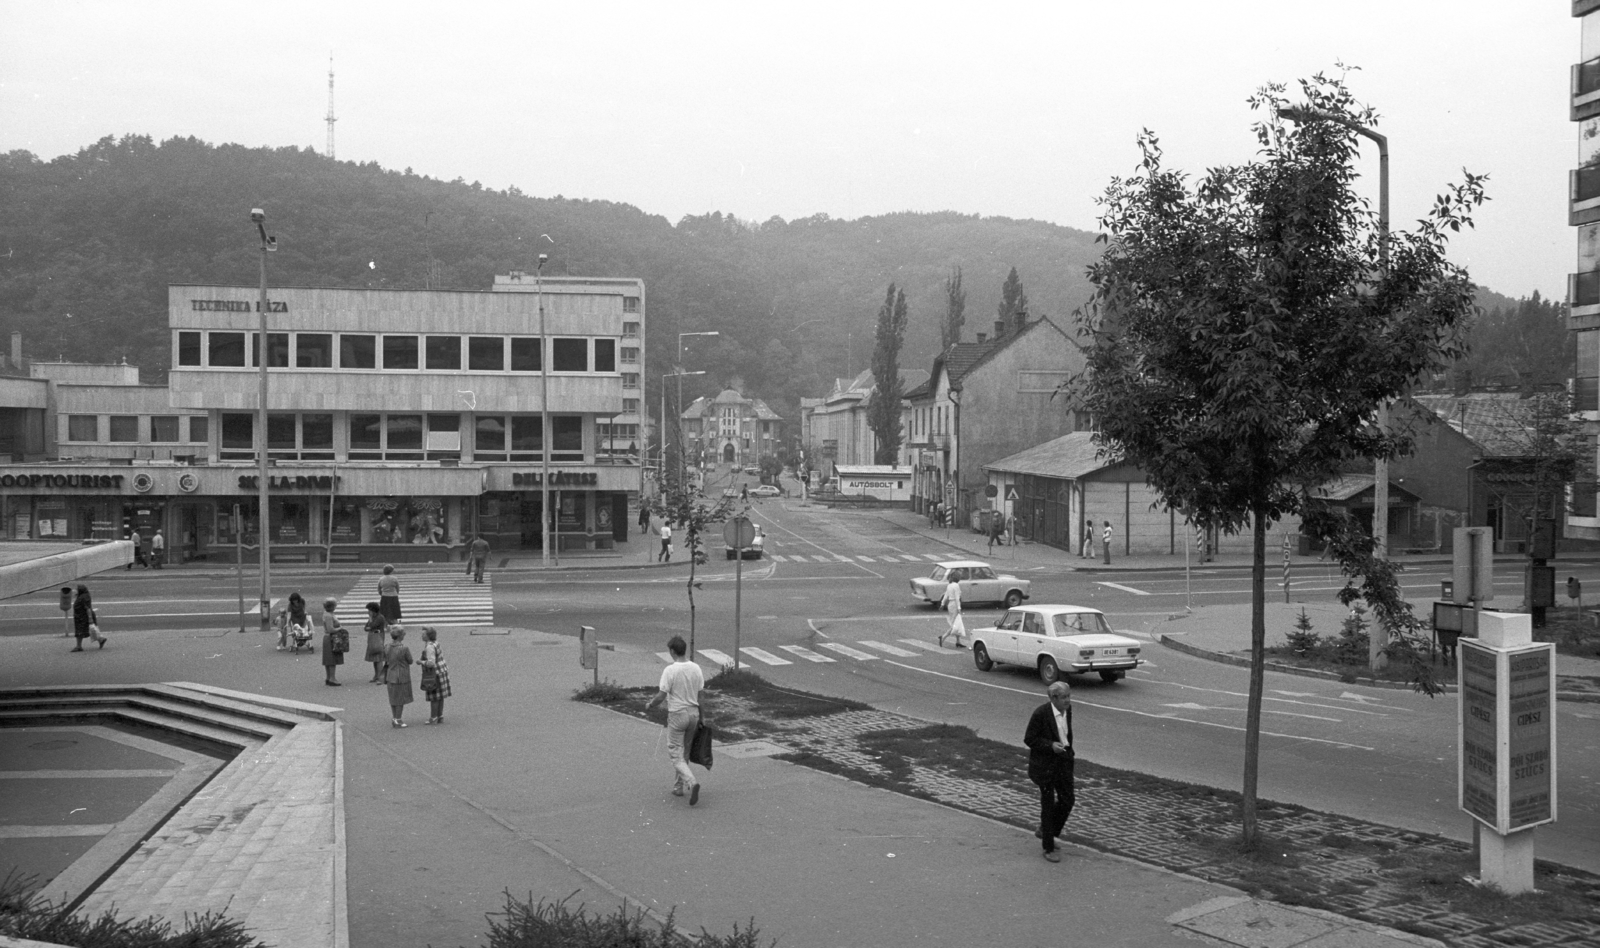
[663,370,705,488]
[535,254,552,567]
[676,332,718,483]
[250,209,276,629]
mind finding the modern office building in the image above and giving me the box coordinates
[1572,0,1600,540]
[0,276,646,563]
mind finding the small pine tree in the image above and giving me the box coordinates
[1332,604,1371,666]
[1285,608,1320,655]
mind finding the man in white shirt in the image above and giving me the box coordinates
[151,529,165,569]
[645,635,706,804]
[658,523,673,562]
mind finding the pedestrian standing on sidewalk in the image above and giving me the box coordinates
[938,571,965,648]
[320,598,345,686]
[658,522,673,562]
[383,626,415,728]
[1102,521,1113,564]
[1024,680,1076,863]
[377,565,402,623]
[644,634,705,805]
[466,534,490,583]
[987,513,1004,552]
[363,602,389,683]
[638,504,651,535]
[150,529,165,569]
[418,627,451,724]
[128,529,145,570]
[71,584,106,651]
[1080,519,1093,559]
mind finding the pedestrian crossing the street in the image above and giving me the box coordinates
[337,572,493,628]
[655,637,967,670]
[766,551,952,563]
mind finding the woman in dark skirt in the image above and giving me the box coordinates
[383,625,414,727]
[377,565,402,623]
[362,602,389,683]
[71,584,106,651]
[320,597,345,686]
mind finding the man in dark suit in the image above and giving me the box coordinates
[1024,680,1075,862]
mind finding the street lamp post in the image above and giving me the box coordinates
[536,254,551,567]
[663,370,705,489]
[676,332,718,484]
[250,209,276,629]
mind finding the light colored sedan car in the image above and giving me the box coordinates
[908,560,1030,610]
[970,605,1144,684]
[749,484,781,497]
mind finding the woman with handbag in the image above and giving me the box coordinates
[418,627,452,724]
[71,584,106,651]
[362,602,389,683]
[320,597,346,686]
[383,625,415,728]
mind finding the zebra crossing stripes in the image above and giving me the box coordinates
[766,552,948,563]
[739,647,792,666]
[337,572,493,627]
[778,645,835,663]
[698,648,737,666]
[816,642,878,661]
[857,640,919,657]
[895,638,950,653]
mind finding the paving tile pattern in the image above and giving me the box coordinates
[76,721,341,948]
[706,699,1600,948]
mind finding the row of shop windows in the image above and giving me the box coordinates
[67,415,208,444]
[177,330,635,374]
[215,412,589,462]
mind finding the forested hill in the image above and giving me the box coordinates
[0,134,1105,418]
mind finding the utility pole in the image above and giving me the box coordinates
[251,209,276,629]
[325,55,337,160]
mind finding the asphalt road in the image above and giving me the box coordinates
[6,492,1597,874]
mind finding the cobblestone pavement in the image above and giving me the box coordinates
[690,694,1600,948]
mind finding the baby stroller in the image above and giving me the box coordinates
[273,609,315,653]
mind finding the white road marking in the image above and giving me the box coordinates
[778,644,835,663]
[817,642,878,661]
[698,648,736,666]
[1160,702,1341,722]
[858,640,919,657]
[740,647,792,666]
[1150,679,1390,716]
[856,555,875,562]
[769,555,789,561]
[1096,581,1151,596]
[900,555,925,562]
[875,660,1375,751]
[895,638,949,653]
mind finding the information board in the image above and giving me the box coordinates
[1459,642,1498,825]
[1507,647,1554,829]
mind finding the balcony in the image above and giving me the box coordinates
[1572,167,1600,226]
[1576,58,1600,121]
[928,432,952,451]
[1573,271,1600,328]
[1578,0,1600,17]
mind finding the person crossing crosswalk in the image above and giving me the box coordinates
[338,570,493,628]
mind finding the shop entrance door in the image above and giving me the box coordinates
[517,497,545,549]
[175,503,211,563]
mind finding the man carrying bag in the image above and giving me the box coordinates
[645,635,709,805]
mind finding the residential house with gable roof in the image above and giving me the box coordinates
[800,368,928,482]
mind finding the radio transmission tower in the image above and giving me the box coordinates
[324,55,337,159]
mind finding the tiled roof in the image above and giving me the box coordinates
[983,432,1112,478]
[1411,392,1551,456]
[1312,473,1421,504]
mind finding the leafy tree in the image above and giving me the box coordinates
[941,266,965,350]
[867,284,909,464]
[997,266,1028,334]
[1076,72,1485,845]
[648,458,733,660]
[1441,292,1570,393]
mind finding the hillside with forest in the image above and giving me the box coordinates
[0,134,1564,421]
[0,135,1104,419]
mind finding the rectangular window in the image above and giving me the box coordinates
[511,416,542,453]
[552,415,584,460]
[1577,329,1599,413]
[475,416,506,452]
[510,338,541,371]
[426,413,461,452]
[177,332,201,366]
[341,334,376,369]
[623,321,640,338]
[250,332,289,368]
[350,413,381,450]
[469,336,504,371]
[621,346,639,364]
[221,413,253,449]
[623,296,640,313]
[426,336,461,370]
[151,416,180,442]
[267,413,298,450]
[383,335,419,370]
[108,416,139,442]
[553,338,587,372]
[594,339,616,372]
[188,416,208,443]
[210,332,246,367]
[297,333,334,368]
[302,414,334,450]
[622,373,639,389]
[386,414,422,451]
[67,415,97,442]
[623,398,639,413]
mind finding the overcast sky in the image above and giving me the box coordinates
[0,1,1577,300]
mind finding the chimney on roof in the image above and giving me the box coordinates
[994,319,1006,339]
[10,333,19,368]
[976,332,987,344]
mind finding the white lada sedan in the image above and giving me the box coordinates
[908,560,1031,610]
[969,604,1143,684]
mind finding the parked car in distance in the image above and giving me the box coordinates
[969,605,1143,684]
[908,560,1030,609]
[725,526,764,559]
[749,484,781,497]
[744,465,761,475]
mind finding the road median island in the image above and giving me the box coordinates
[577,668,1600,947]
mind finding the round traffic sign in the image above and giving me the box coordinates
[723,516,757,550]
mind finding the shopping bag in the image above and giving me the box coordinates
[687,718,714,770]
